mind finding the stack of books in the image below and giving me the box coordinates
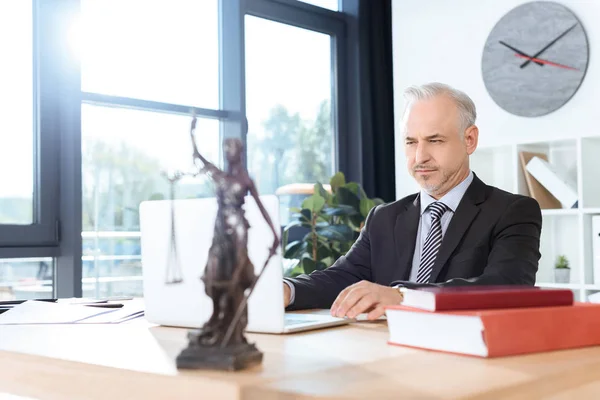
[385,286,600,357]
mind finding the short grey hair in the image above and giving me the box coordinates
[402,82,477,134]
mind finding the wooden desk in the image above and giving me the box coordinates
[1,316,600,399]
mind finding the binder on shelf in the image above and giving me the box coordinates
[592,216,600,285]
[526,156,578,209]
[519,151,562,209]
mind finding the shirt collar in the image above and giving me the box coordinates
[420,170,474,215]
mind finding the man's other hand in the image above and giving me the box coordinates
[331,280,403,320]
[283,283,291,307]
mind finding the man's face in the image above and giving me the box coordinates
[403,95,477,197]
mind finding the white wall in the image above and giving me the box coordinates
[392,0,600,199]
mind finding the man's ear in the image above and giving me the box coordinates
[464,125,479,155]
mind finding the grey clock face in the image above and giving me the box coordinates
[482,1,588,117]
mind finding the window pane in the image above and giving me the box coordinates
[297,0,339,11]
[0,0,33,225]
[81,104,220,298]
[0,258,54,300]
[245,17,335,203]
[80,0,219,108]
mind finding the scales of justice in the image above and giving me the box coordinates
[163,114,280,371]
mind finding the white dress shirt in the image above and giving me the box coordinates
[408,170,473,281]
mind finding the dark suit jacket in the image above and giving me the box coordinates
[286,173,542,311]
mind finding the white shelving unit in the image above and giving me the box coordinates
[396,135,600,301]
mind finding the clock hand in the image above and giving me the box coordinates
[498,41,543,66]
[514,53,578,71]
[520,23,578,68]
[499,40,576,70]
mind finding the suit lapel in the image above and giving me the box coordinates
[393,195,421,281]
[428,174,487,283]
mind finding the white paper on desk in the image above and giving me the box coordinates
[0,300,116,324]
[78,299,145,324]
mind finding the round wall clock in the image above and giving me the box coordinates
[481,1,589,117]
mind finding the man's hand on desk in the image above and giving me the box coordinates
[331,281,403,320]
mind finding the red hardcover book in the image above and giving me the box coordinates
[398,285,573,311]
[385,302,600,357]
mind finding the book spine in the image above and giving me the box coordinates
[435,291,573,311]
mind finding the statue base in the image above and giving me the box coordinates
[175,330,263,371]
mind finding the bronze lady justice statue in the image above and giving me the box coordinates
[173,115,280,370]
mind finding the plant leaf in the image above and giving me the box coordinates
[316,235,331,247]
[329,172,346,193]
[302,231,317,243]
[315,261,328,271]
[284,263,304,278]
[349,214,364,231]
[301,196,313,212]
[316,224,355,241]
[301,257,317,274]
[358,185,368,200]
[335,187,360,211]
[299,209,312,222]
[314,182,331,203]
[316,243,333,260]
[340,241,352,254]
[331,248,343,260]
[284,241,307,259]
[302,194,326,213]
[321,205,358,216]
[343,182,360,195]
[285,217,312,229]
[282,226,289,249]
[313,195,326,213]
[321,257,335,268]
[283,220,305,231]
[359,198,376,218]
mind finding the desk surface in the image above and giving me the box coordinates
[1,314,600,400]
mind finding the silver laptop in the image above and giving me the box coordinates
[139,195,350,333]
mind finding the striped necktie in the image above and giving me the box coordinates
[416,201,449,283]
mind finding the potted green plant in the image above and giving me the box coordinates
[554,255,570,284]
[282,172,384,277]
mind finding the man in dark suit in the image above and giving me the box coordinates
[283,82,542,320]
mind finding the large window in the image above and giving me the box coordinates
[245,16,334,196]
[0,1,34,226]
[0,0,355,299]
[0,258,54,300]
[80,0,219,108]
